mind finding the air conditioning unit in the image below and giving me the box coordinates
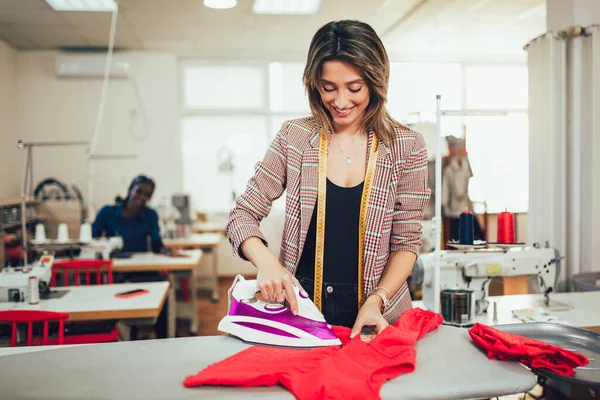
[55,53,132,78]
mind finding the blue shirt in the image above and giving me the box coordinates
[92,204,162,253]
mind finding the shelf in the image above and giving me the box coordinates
[0,198,39,208]
[1,218,45,230]
[28,239,86,250]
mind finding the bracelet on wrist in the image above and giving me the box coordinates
[373,286,390,297]
[367,289,389,312]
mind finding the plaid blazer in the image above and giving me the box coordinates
[227,116,430,324]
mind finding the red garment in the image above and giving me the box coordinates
[468,323,589,376]
[184,308,443,400]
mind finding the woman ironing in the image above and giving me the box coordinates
[227,20,430,339]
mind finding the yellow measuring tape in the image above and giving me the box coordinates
[313,129,379,311]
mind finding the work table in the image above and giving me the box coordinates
[0,325,534,400]
[413,291,600,332]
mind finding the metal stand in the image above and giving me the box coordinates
[432,97,508,313]
[16,140,136,267]
[433,96,442,313]
[17,140,90,268]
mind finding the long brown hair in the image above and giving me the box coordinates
[303,20,399,143]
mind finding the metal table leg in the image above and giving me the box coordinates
[167,273,176,338]
[211,248,219,303]
[190,269,198,334]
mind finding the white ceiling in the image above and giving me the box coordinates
[0,0,546,62]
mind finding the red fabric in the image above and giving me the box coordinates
[184,308,443,400]
[468,323,589,376]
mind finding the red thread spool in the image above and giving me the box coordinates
[497,210,515,244]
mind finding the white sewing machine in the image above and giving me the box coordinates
[0,255,54,303]
[79,237,124,260]
[413,244,562,315]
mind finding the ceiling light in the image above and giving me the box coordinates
[253,0,321,15]
[203,0,237,9]
[44,0,117,12]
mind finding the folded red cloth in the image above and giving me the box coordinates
[184,308,443,400]
[468,323,589,376]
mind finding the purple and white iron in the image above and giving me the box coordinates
[218,275,342,347]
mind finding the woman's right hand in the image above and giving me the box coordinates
[240,237,302,315]
[256,263,302,315]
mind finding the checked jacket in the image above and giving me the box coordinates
[226,116,431,324]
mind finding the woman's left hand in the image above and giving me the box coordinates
[350,295,389,341]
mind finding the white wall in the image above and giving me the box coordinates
[0,40,19,200]
[14,50,258,276]
[16,51,182,214]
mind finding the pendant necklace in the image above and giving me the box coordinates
[330,132,365,165]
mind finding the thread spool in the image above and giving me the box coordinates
[79,222,92,243]
[497,210,515,244]
[28,276,40,305]
[57,223,69,243]
[458,210,474,245]
[34,223,47,243]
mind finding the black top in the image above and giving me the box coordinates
[296,178,364,284]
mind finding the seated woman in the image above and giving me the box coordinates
[92,175,169,339]
[92,175,164,254]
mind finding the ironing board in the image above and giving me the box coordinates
[0,325,535,400]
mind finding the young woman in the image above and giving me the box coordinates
[92,175,164,253]
[227,20,430,339]
[92,174,168,339]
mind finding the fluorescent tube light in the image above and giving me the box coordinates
[45,0,118,12]
[253,0,321,15]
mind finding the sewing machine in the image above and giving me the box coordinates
[79,237,123,260]
[0,255,54,303]
[413,244,562,315]
[172,194,191,226]
[155,198,181,239]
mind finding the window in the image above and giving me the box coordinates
[389,63,529,214]
[466,66,528,110]
[181,116,268,212]
[183,65,266,110]
[269,62,309,113]
[181,61,529,214]
[181,62,306,213]
[464,66,529,213]
[464,113,529,212]
[388,62,464,162]
[388,62,462,122]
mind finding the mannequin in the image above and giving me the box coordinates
[441,135,484,243]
